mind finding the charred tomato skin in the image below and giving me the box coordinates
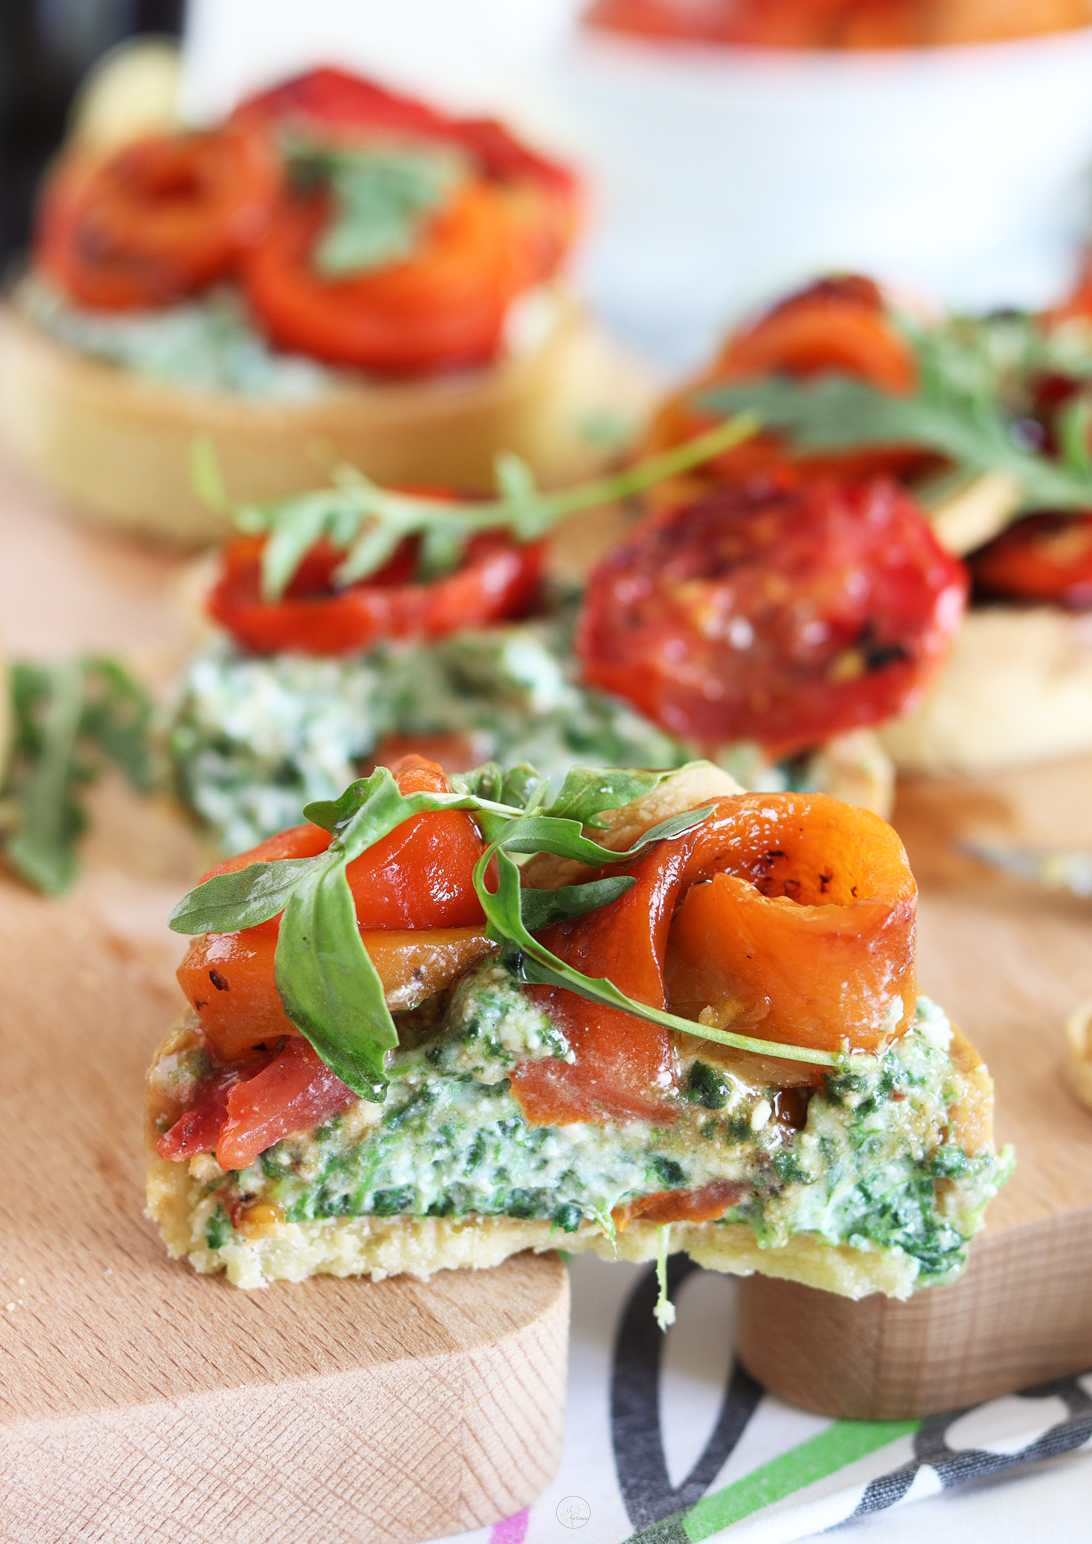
[576,476,968,758]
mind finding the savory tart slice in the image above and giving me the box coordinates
[673,272,1092,776]
[147,755,1011,1299]
[163,421,977,851]
[0,67,628,543]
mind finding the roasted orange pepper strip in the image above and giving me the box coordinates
[182,925,495,1062]
[511,792,915,1125]
[178,754,489,1058]
[241,179,524,374]
[711,274,914,393]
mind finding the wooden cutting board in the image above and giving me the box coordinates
[3,451,1092,1456]
[0,465,569,1544]
[737,757,1092,1419]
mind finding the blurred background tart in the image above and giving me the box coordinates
[0,53,652,545]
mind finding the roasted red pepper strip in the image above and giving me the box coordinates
[208,533,543,656]
[231,66,576,197]
[191,752,486,934]
[176,752,486,1073]
[612,1180,746,1230]
[511,792,916,1125]
[231,66,455,139]
[36,128,276,310]
[156,1041,354,1172]
[157,1069,242,1162]
[969,510,1092,609]
[214,1038,354,1172]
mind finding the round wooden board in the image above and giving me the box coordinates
[736,758,1092,1419]
[0,858,570,1544]
[0,465,570,1543]
[4,444,1090,1438]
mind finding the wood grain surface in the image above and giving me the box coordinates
[4,447,1092,1463]
[737,758,1092,1419]
[0,470,570,1543]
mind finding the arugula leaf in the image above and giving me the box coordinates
[198,414,760,601]
[275,863,394,1098]
[519,875,636,932]
[450,761,545,811]
[1057,390,1092,479]
[259,491,342,605]
[492,451,549,542]
[287,139,467,279]
[491,804,713,863]
[270,769,428,1100]
[541,766,675,828]
[700,313,1092,517]
[78,659,155,791]
[478,848,839,1069]
[3,661,85,895]
[190,436,232,516]
[168,856,326,935]
[2,657,155,896]
[417,523,467,582]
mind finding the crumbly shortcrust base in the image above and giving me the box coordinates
[146,1146,919,1299]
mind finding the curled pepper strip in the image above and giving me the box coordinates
[644,274,925,488]
[510,792,916,1126]
[207,532,544,656]
[37,129,276,310]
[240,178,529,374]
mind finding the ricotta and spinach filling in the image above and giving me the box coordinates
[19,274,562,398]
[157,970,1012,1292]
[169,617,825,853]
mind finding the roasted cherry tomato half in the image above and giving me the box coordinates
[36,129,276,310]
[969,511,1092,609]
[207,531,543,655]
[576,476,968,758]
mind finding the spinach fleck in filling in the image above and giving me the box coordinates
[169,622,834,853]
[189,968,1012,1288]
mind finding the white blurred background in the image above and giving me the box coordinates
[4,0,1092,372]
[178,0,1092,368]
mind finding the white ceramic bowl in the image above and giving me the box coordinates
[553,27,1092,366]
